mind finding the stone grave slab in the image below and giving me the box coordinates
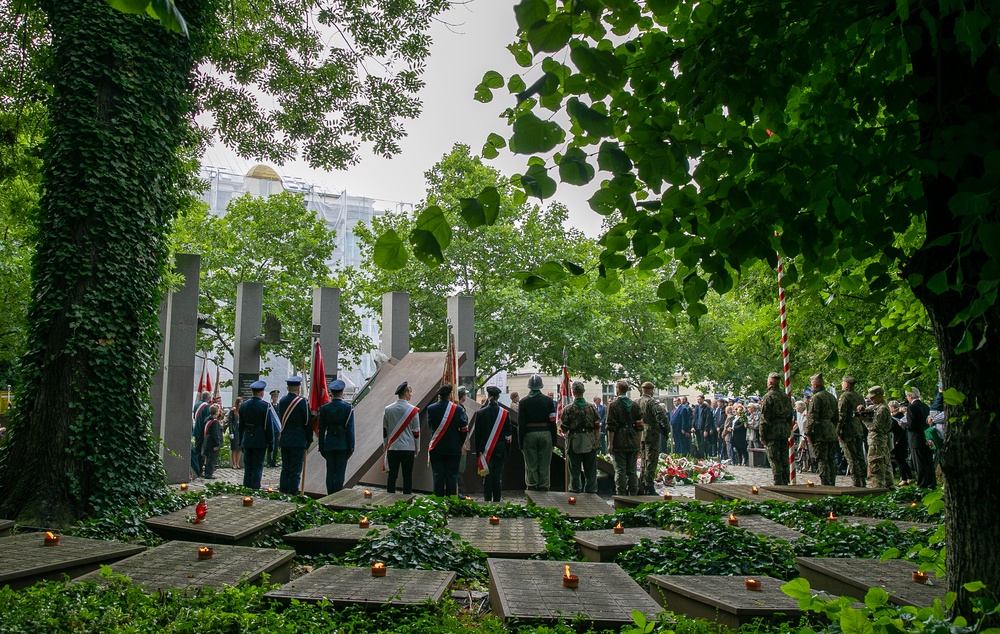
[763,485,891,500]
[283,523,386,557]
[488,558,662,629]
[838,516,938,532]
[695,484,797,504]
[574,527,688,562]
[76,540,294,590]
[525,491,612,519]
[264,565,455,607]
[648,574,841,628]
[613,494,695,509]
[169,483,207,495]
[445,517,546,559]
[797,557,946,607]
[723,515,805,542]
[145,497,297,546]
[0,533,145,590]
[0,519,13,537]
[316,488,415,511]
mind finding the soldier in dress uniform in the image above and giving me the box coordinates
[473,386,513,502]
[277,376,312,495]
[803,373,839,486]
[239,380,273,489]
[760,372,794,485]
[837,376,867,488]
[861,385,893,488]
[637,382,665,495]
[266,389,281,467]
[318,379,354,494]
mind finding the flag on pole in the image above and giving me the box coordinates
[776,236,797,485]
[442,326,458,401]
[197,355,211,394]
[555,364,570,427]
[308,340,330,432]
[212,364,221,404]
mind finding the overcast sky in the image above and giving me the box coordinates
[203,0,604,236]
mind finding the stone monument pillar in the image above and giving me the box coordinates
[158,253,200,483]
[381,291,409,361]
[312,286,340,387]
[447,295,475,392]
[233,281,263,398]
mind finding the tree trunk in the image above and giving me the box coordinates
[0,1,200,523]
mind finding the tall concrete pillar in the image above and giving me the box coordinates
[312,287,340,387]
[233,282,263,398]
[447,295,475,392]
[381,292,409,361]
[159,253,200,483]
[151,296,168,441]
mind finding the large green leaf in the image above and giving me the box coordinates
[514,0,550,31]
[373,229,409,270]
[108,0,150,14]
[510,113,565,154]
[409,229,445,266]
[414,205,452,249]
[568,98,613,137]
[558,147,595,185]
[520,164,558,199]
[458,197,487,229]
[478,186,502,225]
[148,0,188,35]
[527,14,573,54]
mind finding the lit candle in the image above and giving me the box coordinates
[910,501,918,508]
[827,511,837,523]
[195,497,207,520]
[371,562,386,577]
[563,564,579,588]
[613,522,624,534]
[359,516,370,529]
[363,489,373,499]
[179,483,188,491]
[568,496,577,504]
[267,487,274,493]
[663,492,672,501]
[242,497,253,507]
[745,578,761,591]
[43,531,60,546]
[806,480,815,488]
[912,571,929,584]
[750,485,759,495]
[197,546,213,560]
[728,514,739,526]
[489,515,500,525]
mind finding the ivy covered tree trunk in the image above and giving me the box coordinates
[0,0,201,523]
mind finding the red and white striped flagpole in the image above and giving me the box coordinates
[776,241,796,485]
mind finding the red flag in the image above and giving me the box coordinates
[197,356,210,393]
[556,365,570,426]
[442,329,458,401]
[212,364,221,404]
[309,340,330,434]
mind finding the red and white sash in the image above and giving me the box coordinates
[382,404,419,471]
[478,407,508,471]
[194,402,209,424]
[426,401,458,461]
[280,396,304,431]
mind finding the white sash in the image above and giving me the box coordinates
[478,407,508,471]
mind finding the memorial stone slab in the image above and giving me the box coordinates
[613,495,695,509]
[145,497,297,546]
[838,516,938,532]
[648,574,841,628]
[763,485,891,500]
[0,533,145,590]
[283,524,387,557]
[0,519,13,537]
[264,565,455,607]
[797,557,946,607]
[723,515,805,542]
[76,540,294,590]
[316,489,415,511]
[695,484,798,503]
[574,527,688,562]
[445,517,546,558]
[488,558,663,629]
[169,483,207,495]
[525,491,612,519]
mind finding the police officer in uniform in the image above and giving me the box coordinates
[760,372,794,485]
[239,380,272,489]
[837,376,867,488]
[277,376,312,495]
[803,373,839,486]
[473,385,512,502]
[318,379,354,494]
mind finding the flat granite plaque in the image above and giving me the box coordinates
[838,516,938,532]
[694,484,798,504]
[316,489,415,511]
[574,527,688,562]
[797,557,946,607]
[763,485,891,500]
[648,574,840,628]
[76,540,294,590]
[613,495,695,509]
[283,524,386,557]
[723,515,805,542]
[145,497,297,546]
[0,533,145,590]
[0,519,13,537]
[446,517,546,558]
[525,491,612,519]
[265,565,455,607]
[488,558,663,629]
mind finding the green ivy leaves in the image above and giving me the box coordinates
[106,0,188,36]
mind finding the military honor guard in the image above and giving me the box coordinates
[383,381,420,494]
[277,376,312,495]
[803,373,839,486]
[473,386,512,502]
[837,376,867,488]
[239,380,273,489]
[426,384,470,497]
[317,379,354,494]
[760,372,794,485]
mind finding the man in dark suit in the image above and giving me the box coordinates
[317,379,354,494]
[905,387,936,489]
[239,381,273,489]
[426,384,469,497]
[277,376,312,495]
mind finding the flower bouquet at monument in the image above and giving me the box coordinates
[653,454,733,486]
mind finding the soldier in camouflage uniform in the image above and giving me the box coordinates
[837,376,867,488]
[560,381,602,494]
[862,386,893,488]
[803,373,839,486]
[638,381,665,495]
[760,372,794,485]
